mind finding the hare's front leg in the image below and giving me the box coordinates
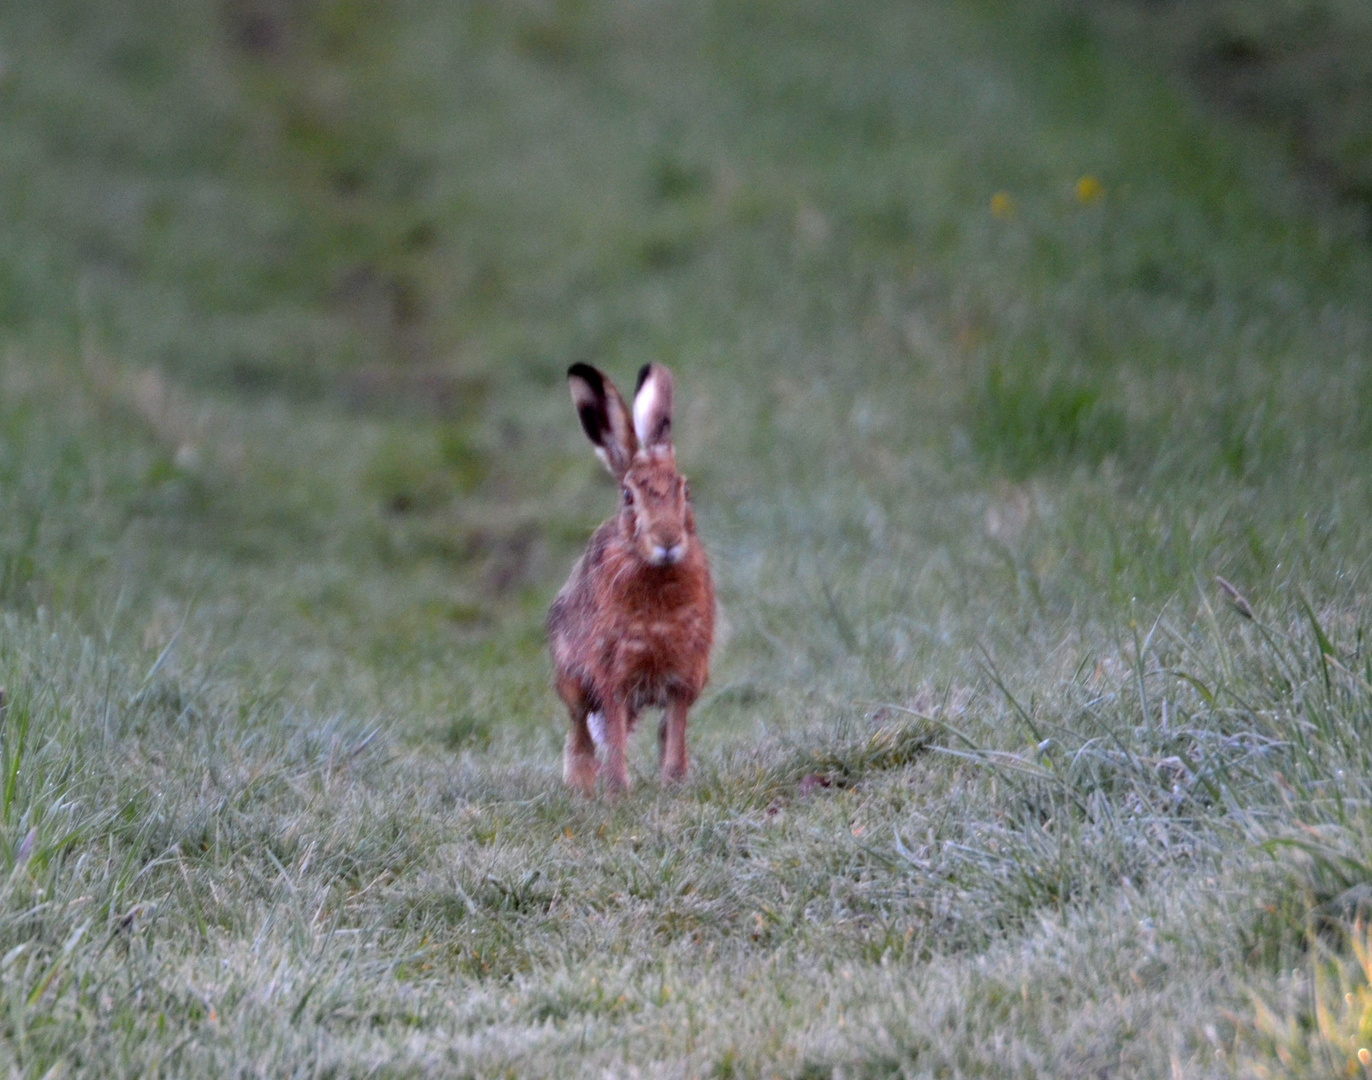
[562,713,598,796]
[600,701,632,795]
[658,697,690,784]
[557,674,598,796]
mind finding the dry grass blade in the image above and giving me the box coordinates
[1215,575,1255,620]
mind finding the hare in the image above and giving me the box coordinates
[547,363,714,795]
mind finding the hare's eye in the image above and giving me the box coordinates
[622,487,634,506]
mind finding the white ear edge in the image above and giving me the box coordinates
[632,375,661,446]
[592,446,614,473]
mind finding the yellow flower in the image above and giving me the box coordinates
[990,191,1014,220]
[1076,175,1104,204]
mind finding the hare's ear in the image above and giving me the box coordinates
[633,363,674,452]
[568,364,637,477]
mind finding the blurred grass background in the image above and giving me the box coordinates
[1073,0,1372,214]
[1,0,1371,1074]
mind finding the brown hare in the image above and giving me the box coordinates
[548,363,714,795]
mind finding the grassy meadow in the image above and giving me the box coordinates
[2,0,1372,1075]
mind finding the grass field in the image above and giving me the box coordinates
[2,0,1372,1075]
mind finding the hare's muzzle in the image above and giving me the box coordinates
[649,540,687,566]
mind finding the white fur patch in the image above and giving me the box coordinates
[587,711,606,748]
[633,374,662,445]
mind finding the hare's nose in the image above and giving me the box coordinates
[651,541,686,566]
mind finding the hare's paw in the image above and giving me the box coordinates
[602,763,631,798]
[563,733,599,796]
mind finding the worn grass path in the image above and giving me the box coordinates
[1,0,1372,1075]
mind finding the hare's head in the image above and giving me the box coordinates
[568,362,693,567]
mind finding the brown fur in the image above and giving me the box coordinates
[548,363,714,795]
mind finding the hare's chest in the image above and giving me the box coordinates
[607,612,703,697]
[614,616,684,667]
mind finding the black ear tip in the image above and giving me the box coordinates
[635,364,652,394]
[568,362,606,391]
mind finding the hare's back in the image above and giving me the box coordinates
[548,520,619,661]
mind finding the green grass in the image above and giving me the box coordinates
[1,0,1372,1074]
